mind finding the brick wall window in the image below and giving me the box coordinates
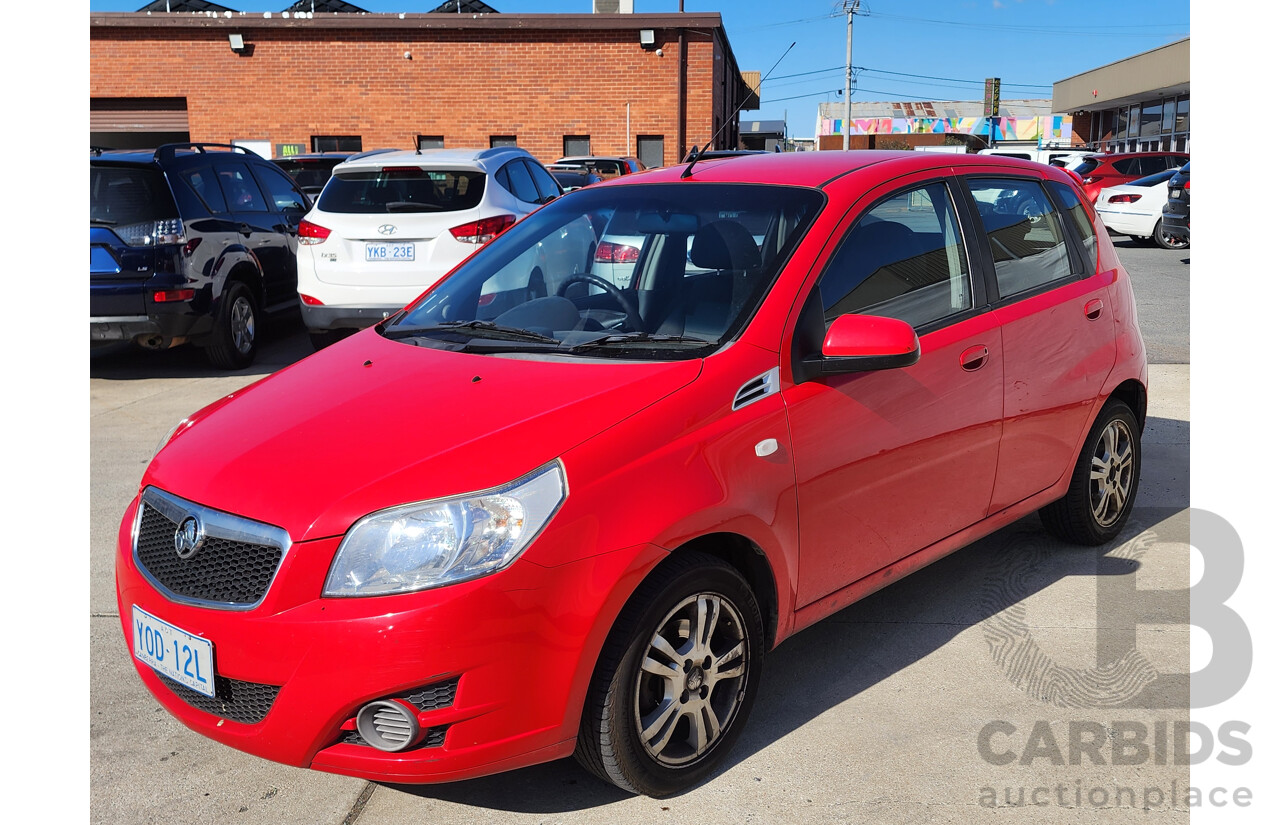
[312,135,362,152]
[490,135,518,148]
[417,135,444,150]
[563,135,590,157]
[637,135,664,170]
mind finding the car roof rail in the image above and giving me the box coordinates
[153,143,258,163]
[344,148,400,163]
[478,146,526,160]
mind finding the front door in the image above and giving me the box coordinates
[782,173,1005,608]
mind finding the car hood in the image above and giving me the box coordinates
[143,330,702,541]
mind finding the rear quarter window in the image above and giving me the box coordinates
[317,169,486,214]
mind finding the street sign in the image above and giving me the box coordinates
[983,77,1001,119]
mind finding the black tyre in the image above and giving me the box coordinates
[1040,399,1141,545]
[206,282,258,369]
[575,552,764,797]
[1153,218,1189,250]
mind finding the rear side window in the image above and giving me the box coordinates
[1070,158,1101,176]
[499,160,540,204]
[317,169,486,214]
[1048,181,1098,270]
[967,178,1072,298]
[90,165,178,225]
[177,163,227,213]
[217,163,270,213]
[816,181,972,329]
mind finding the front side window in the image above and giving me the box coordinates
[967,178,1072,298]
[317,168,485,214]
[252,164,308,212]
[385,183,824,360]
[815,182,972,329]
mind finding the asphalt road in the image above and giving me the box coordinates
[89,240,1192,824]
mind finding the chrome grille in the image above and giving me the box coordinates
[134,487,291,609]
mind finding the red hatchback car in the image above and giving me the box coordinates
[1070,151,1189,204]
[117,151,1146,797]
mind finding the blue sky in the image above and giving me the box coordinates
[89,1,1190,137]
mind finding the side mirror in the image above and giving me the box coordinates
[797,313,920,381]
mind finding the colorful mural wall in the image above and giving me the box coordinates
[816,115,1072,144]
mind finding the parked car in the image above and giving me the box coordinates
[1067,151,1189,204]
[271,151,355,199]
[1161,161,1190,246]
[295,146,564,349]
[978,148,1093,168]
[90,143,311,368]
[117,151,1146,798]
[1095,167,1187,249]
[554,155,646,178]
[546,163,604,191]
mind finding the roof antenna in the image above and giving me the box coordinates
[681,41,795,180]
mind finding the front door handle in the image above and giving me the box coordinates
[960,344,989,372]
[1084,298,1104,320]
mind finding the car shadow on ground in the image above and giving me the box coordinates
[89,313,312,381]
[382,427,1189,813]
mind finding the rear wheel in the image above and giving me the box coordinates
[575,552,764,797]
[1153,218,1189,250]
[1040,399,1141,545]
[206,282,258,369]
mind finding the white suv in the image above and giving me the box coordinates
[296,147,563,348]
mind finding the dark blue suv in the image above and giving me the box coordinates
[90,144,310,368]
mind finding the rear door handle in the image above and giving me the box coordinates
[960,344,989,372]
[1085,298,1104,320]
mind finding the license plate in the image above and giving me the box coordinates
[132,605,215,697]
[366,242,415,261]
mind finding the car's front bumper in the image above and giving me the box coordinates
[114,493,664,783]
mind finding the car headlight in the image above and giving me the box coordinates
[323,461,567,597]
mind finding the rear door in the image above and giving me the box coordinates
[249,162,311,311]
[783,171,1005,607]
[959,172,1117,512]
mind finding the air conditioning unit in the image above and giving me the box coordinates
[593,1,634,12]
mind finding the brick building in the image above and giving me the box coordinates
[89,10,755,169]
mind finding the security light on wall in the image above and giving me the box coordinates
[229,33,245,52]
[639,29,656,48]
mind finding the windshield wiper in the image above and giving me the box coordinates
[91,218,117,226]
[566,332,713,352]
[383,320,560,345]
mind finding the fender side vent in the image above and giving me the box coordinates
[732,367,780,411]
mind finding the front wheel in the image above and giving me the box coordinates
[206,282,258,369]
[1040,399,1141,544]
[575,552,764,797]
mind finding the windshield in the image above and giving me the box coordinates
[318,168,486,213]
[384,183,824,360]
[275,159,343,192]
[1069,158,1102,176]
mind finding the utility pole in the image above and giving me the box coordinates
[843,1,860,150]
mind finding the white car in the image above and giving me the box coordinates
[296,147,564,349]
[1094,167,1187,250]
